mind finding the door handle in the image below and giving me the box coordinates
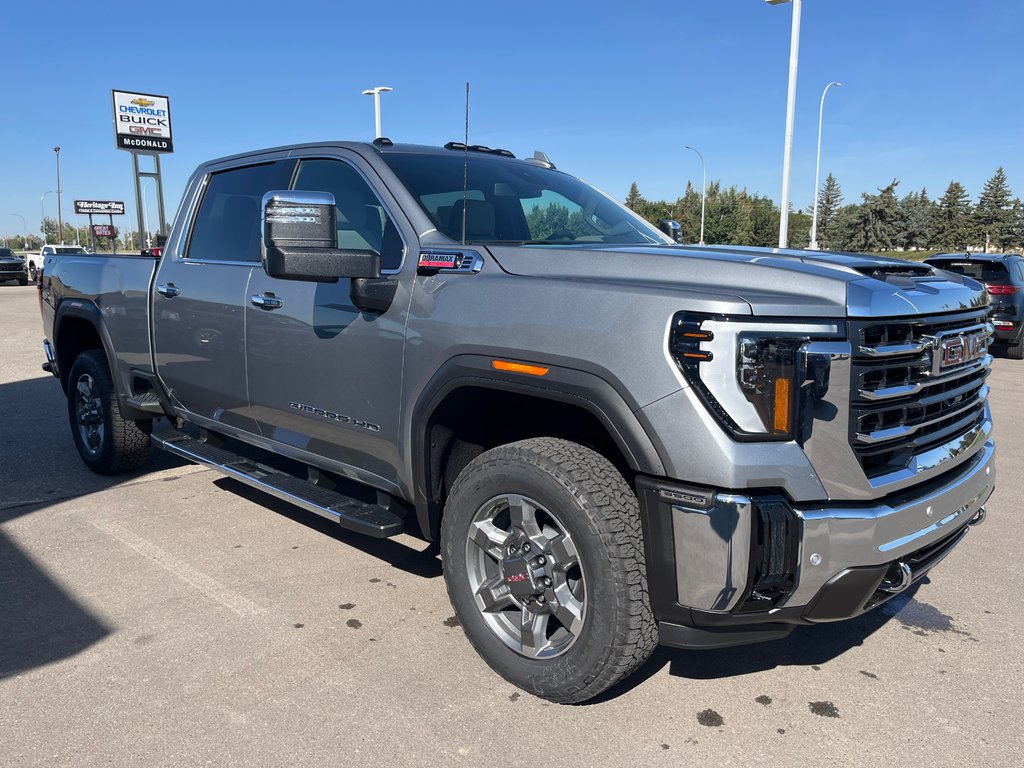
[157,283,180,298]
[250,292,284,310]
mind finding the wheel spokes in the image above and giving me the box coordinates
[469,518,511,562]
[548,533,580,571]
[551,586,585,636]
[506,494,542,537]
[475,573,515,613]
[519,609,551,658]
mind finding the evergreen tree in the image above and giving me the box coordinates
[897,188,934,250]
[846,180,903,252]
[931,181,974,251]
[815,173,843,249]
[976,167,1014,250]
[625,182,643,211]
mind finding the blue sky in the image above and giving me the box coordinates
[2,0,1021,239]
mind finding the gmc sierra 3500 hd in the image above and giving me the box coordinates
[40,140,995,703]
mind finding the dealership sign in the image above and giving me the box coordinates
[112,90,173,154]
[75,200,125,216]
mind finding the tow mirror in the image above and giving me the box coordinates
[261,190,381,282]
[658,219,683,243]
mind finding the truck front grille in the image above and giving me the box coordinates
[849,308,992,479]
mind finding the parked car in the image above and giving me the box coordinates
[29,244,88,281]
[0,247,28,285]
[39,141,995,702]
[926,253,1024,359]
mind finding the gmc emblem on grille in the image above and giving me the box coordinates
[933,331,986,373]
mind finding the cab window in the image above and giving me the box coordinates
[187,163,280,262]
[291,159,405,271]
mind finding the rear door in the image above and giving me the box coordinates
[153,159,294,432]
[244,153,414,484]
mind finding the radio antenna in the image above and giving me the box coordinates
[462,81,469,245]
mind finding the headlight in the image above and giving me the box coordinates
[670,313,842,441]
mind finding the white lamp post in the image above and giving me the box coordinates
[684,145,707,245]
[767,0,802,249]
[361,86,393,139]
[40,191,55,244]
[809,81,843,250]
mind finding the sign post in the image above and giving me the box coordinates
[112,90,173,252]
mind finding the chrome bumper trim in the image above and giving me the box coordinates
[788,439,995,606]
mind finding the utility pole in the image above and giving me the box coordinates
[54,147,64,244]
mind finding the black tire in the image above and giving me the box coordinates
[67,350,151,474]
[28,264,37,281]
[18,276,28,286]
[441,437,657,704]
[1007,337,1024,360]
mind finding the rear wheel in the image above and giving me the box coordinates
[67,350,151,474]
[28,263,37,281]
[1007,337,1024,360]
[441,437,657,703]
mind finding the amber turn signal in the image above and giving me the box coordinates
[492,360,549,376]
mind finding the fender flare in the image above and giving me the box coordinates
[409,354,667,540]
[53,299,121,396]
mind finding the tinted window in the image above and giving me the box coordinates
[382,152,667,246]
[929,260,1011,282]
[291,159,404,271]
[188,163,279,262]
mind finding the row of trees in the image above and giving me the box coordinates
[625,168,1024,253]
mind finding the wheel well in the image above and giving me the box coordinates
[424,386,633,527]
[55,317,105,390]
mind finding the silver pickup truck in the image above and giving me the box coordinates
[40,140,996,703]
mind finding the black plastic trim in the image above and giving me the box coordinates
[410,355,667,540]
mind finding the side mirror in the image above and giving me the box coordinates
[658,219,683,243]
[261,190,381,282]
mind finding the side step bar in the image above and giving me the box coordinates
[152,430,405,538]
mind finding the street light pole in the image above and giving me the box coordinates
[809,81,843,251]
[767,0,801,249]
[361,86,393,139]
[54,147,63,244]
[10,213,28,248]
[684,146,707,245]
[40,191,55,245]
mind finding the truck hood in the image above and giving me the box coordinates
[482,243,987,318]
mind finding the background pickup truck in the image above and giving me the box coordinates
[40,140,996,703]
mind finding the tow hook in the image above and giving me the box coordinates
[878,562,912,595]
[969,507,987,527]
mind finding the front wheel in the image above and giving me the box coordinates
[28,264,37,281]
[67,350,151,474]
[441,438,657,703]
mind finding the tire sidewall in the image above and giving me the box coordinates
[442,450,627,698]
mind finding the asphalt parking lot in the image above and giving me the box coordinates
[1,283,1022,767]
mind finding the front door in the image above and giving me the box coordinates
[153,160,294,432]
[244,155,413,485]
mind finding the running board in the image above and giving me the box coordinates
[152,431,405,538]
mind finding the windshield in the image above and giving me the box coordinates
[381,152,668,246]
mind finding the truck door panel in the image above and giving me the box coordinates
[245,156,411,482]
[153,160,294,432]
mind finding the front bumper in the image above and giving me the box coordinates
[640,437,995,649]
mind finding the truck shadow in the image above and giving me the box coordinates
[591,583,928,703]
[0,377,187,680]
[212,478,443,579]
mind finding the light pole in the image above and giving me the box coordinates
[767,0,801,249]
[684,145,707,245]
[361,86,393,139]
[53,147,63,244]
[142,179,155,247]
[10,213,28,249]
[40,191,55,244]
[809,81,843,251]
